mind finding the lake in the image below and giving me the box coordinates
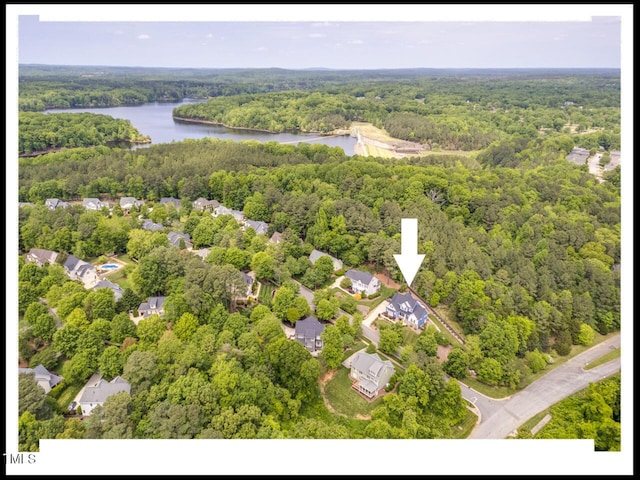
[47,99,357,156]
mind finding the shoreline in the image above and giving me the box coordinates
[18,137,151,158]
[172,115,349,137]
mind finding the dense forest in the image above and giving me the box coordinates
[16,67,621,447]
[19,112,150,155]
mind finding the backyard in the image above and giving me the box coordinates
[322,367,385,418]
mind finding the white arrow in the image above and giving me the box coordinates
[393,218,425,286]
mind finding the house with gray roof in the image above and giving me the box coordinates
[82,198,108,211]
[45,198,70,210]
[240,272,255,299]
[26,248,58,267]
[345,269,381,297]
[309,249,343,272]
[137,296,167,319]
[386,292,428,329]
[294,316,325,353]
[348,351,395,399]
[214,205,245,223]
[18,365,63,394]
[78,376,131,416]
[168,231,192,249]
[64,255,100,288]
[193,197,219,212]
[119,197,143,211]
[244,219,269,235]
[141,219,165,232]
[269,231,283,244]
[93,279,124,301]
[159,197,182,209]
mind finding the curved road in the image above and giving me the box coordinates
[464,334,621,439]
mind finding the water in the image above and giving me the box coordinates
[99,264,120,270]
[46,99,357,156]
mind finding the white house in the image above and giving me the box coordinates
[44,198,70,210]
[193,198,219,212]
[137,296,167,319]
[215,205,245,223]
[64,255,100,288]
[348,351,395,399]
[18,365,63,394]
[344,269,381,296]
[78,376,131,416]
[93,279,124,302]
[82,198,108,211]
[244,219,269,235]
[386,292,429,329]
[119,197,143,211]
[26,248,58,267]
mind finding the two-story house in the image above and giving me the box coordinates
[309,249,343,272]
[344,269,381,297]
[348,351,395,399]
[78,376,131,416]
[64,255,100,288]
[294,316,325,353]
[386,292,428,329]
[137,296,167,319]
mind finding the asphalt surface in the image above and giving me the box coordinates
[466,334,621,439]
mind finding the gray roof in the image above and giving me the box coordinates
[138,296,167,316]
[241,272,254,285]
[94,279,124,301]
[269,232,283,243]
[159,197,181,208]
[79,376,130,404]
[345,269,375,286]
[351,352,394,379]
[309,249,343,271]
[45,198,69,209]
[64,255,81,271]
[19,364,63,389]
[142,219,164,231]
[27,248,58,265]
[245,219,269,235]
[217,206,244,220]
[388,292,427,320]
[168,231,191,247]
[295,316,325,339]
[120,197,142,208]
[566,147,590,165]
[193,198,219,209]
[82,198,103,209]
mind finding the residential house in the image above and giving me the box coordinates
[168,231,193,249]
[294,316,325,353]
[345,269,381,297]
[244,219,269,235]
[18,364,63,394]
[348,351,395,399]
[309,249,343,272]
[192,248,211,261]
[239,272,255,299]
[269,231,283,244]
[119,197,143,212]
[78,376,131,416]
[45,198,70,210]
[82,198,108,211]
[93,279,124,302]
[141,219,165,232]
[26,248,58,267]
[214,205,245,223]
[138,296,167,318]
[64,255,100,288]
[193,197,219,212]
[159,197,181,209]
[386,292,428,329]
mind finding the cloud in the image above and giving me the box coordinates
[348,39,364,45]
[137,34,151,40]
[308,33,326,38]
[206,33,213,39]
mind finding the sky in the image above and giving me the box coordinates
[5,4,634,476]
[11,5,629,69]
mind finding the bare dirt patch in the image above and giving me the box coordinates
[437,344,453,364]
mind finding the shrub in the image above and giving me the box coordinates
[368,291,381,300]
[366,343,377,354]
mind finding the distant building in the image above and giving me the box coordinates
[159,197,182,209]
[26,248,58,267]
[78,376,131,416]
[45,198,70,210]
[269,231,283,244]
[215,205,245,223]
[386,292,428,329]
[241,272,255,298]
[309,249,343,272]
[93,278,124,302]
[244,219,269,235]
[64,255,100,288]
[138,296,167,318]
[18,365,63,394]
[82,198,108,211]
[119,197,143,211]
[294,316,325,353]
[141,219,165,232]
[167,231,192,249]
[192,198,219,212]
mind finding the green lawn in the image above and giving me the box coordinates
[258,283,275,307]
[107,269,132,290]
[323,367,384,417]
[342,340,366,361]
[584,347,620,370]
[450,407,479,439]
[52,381,83,411]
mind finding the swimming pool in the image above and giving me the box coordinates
[100,264,120,270]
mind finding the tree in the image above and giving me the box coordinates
[173,312,199,341]
[83,288,116,321]
[122,350,159,394]
[415,326,439,357]
[28,347,58,370]
[443,347,468,379]
[378,323,402,355]
[251,251,277,281]
[136,314,167,347]
[99,346,125,380]
[554,329,573,356]
[477,358,503,386]
[577,323,596,346]
[63,351,97,385]
[24,302,49,326]
[315,298,338,321]
[340,277,352,289]
[110,312,137,344]
[31,313,57,342]
[272,287,296,321]
[19,373,50,419]
[320,325,344,369]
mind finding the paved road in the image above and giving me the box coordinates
[465,334,621,439]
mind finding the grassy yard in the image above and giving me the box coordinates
[257,283,276,307]
[450,406,479,439]
[107,269,132,290]
[51,381,83,411]
[323,367,384,417]
[584,347,621,370]
[342,340,366,362]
